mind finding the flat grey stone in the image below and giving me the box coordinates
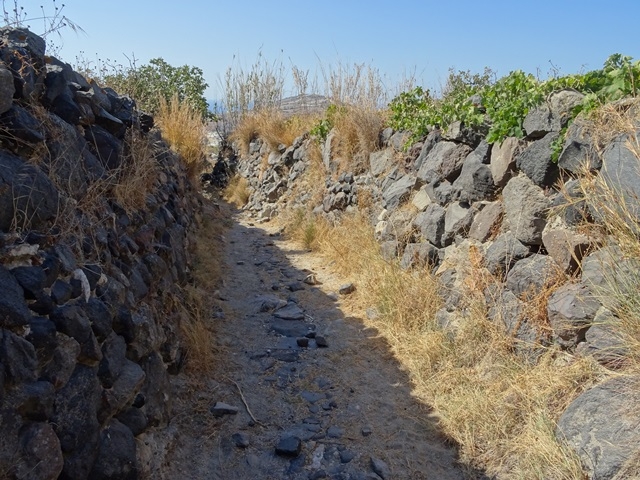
[271,320,309,337]
[370,457,391,479]
[273,303,305,320]
[275,435,302,457]
[301,391,325,403]
[210,402,239,417]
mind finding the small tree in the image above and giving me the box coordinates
[103,57,211,120]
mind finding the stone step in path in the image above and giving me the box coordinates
[160,210,486,480]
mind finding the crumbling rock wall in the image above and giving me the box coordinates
[234,90,640,480]
[0,28,201,479]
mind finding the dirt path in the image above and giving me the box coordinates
[159,209,484,479]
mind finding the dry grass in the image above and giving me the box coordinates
[177,202,225,374]
[113,131,159,212]
[222,174,251,208]
[332,104,385,174]
[230,107,318,156]
[156,94,208,182]
[283,211,604,478]
[571,102,640,367]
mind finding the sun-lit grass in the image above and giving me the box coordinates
[230,107,319,156]
[282,210,604,479]
[113,130,159,212]
[222,174,251,208]
[156,94,208,182]
[332,104,385,174]
[572,100,640,367]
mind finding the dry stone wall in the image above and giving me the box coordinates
[0,29,201,479]
[233,91,640,479]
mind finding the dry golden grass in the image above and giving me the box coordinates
[230,108,319,156]
[332,104,385,174]
[156,94,208,182]
[113,131,159,212]
[284,211,605,479]
[569,103,640,367]
[222,174,251,208]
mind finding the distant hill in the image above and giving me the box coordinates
[279,94,329,116]
[208,94,329,117]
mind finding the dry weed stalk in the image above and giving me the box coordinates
[562,102,640,366]
[156,93,207,182]
[332,104,385,173]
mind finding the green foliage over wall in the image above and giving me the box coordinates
[387,54,640,146]
[103,58,211,120]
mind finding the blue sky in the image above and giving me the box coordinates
[15,0,640,101]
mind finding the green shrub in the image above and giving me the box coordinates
[387,54,640,147]
[102,57,211,119]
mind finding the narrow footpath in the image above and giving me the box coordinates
[160,208,483,480]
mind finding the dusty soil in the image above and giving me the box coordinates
[151,207,485,479]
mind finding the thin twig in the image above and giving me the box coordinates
[226,377,266,427]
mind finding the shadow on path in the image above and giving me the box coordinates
[163,201,491,480]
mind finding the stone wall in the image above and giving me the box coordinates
[0,29,202,479]
[233,91,640,479]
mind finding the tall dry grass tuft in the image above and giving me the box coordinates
[113,131,159,212]
[156,93,207,182]
[223,174,251,208]
[332,105,385,173]
[230,107,319,156]
[288,211,604,478]
[571,100,640,366]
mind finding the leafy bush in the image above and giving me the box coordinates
[388,54,640,146]
[102,57,210,119]
[388,68,493,145]
[155,94,208,182]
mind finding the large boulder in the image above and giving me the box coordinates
[369,148,394,176]
[502,175,551,245]
[416,141,472,185]
[0,150,59,232]
[557,376,640,480]
[558,117,600,174]
[547,283,600,347]
[443,202,476,245]
[490,137,523,187]
[505,254,557,297]
[413,204,446,247]
[89,419,138,480]
[515,132,560,187]
[542,222,591,274]
[484,232,531,277]
[400,242,439,270]
[0,64,14,114]
[413,129,441,170]
[468,201,503,243]
[523,89,584,139]
[0,265,31,328]
[599,132,640,221]
[382,174,418,210]
[52,364,102,479]
[0,27,46,99]
[451,152,495,203]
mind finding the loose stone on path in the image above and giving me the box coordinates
[275,436,302,457]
